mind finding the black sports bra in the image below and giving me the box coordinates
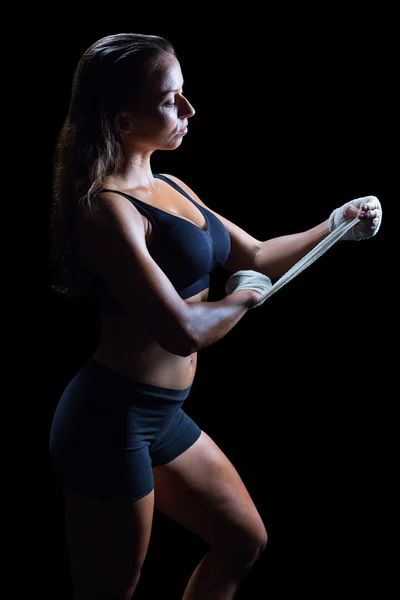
[86,174,231,313]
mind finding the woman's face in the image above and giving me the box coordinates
[121,54,196,152]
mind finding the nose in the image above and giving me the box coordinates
[178,95,195,119]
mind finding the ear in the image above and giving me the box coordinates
[117,112,133,135]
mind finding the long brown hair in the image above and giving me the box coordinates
[50,32,176,296]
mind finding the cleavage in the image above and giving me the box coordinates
[130,181,207,231]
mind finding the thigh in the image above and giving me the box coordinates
[152,431,267,552]
[65,489,154,597]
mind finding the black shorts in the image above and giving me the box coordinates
[49,359,201,500]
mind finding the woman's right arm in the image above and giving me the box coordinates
[79,192,260,357]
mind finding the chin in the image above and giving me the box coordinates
[163,139,184,151]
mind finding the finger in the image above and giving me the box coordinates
[358,216,380,230]
[360,209,381,220]
[363,201,380,212]
[359,207,381,219]
[344,204,361,218]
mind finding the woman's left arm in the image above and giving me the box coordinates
[163,175,382,278]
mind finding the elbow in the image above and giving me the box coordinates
[175,342,199,358]
[156,325,199,357]
[177,333,199,357]
[151,301,204,357]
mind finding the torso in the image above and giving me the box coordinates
[80,175,211,390]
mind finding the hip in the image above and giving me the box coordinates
[49,358,194,452]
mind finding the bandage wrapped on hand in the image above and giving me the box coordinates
[328,195,382,241]
[225,270,273,308]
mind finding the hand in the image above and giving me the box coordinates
[329,195,382,241]
[225,270,273,308]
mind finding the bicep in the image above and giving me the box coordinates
[162,174,261,270]
[80,194,192,349]
[208,212,261,271]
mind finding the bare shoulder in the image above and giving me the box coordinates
[77,190,150,268]
[81,190,144,227]
[79,189,150,245]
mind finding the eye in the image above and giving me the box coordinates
[163,90,184,107]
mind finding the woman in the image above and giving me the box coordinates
[49,32,381,600]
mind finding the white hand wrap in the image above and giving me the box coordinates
[328,195,382,241]
[225,270,273,308]
[225,194,381,310]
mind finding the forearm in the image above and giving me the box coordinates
[184,290,258,354]
[253,219,330,278]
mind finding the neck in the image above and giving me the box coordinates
[110,152,157,190]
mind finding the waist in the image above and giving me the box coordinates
[74,358,194,400]
[93,337,197,390]
[92,288,207,388]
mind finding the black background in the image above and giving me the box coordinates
[33,9,396,599]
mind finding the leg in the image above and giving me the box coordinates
[64,489,154,600]
[152,431,267,600]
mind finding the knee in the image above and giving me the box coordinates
[73,575,140,600]
[247,526,268,563]
[221,525,268,566]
